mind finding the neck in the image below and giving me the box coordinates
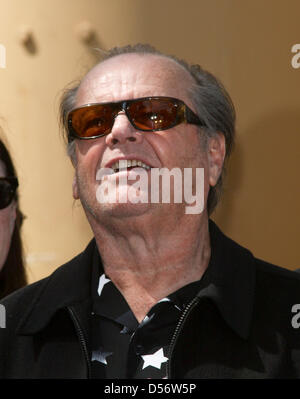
[90,210,211,322]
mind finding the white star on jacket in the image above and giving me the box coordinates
[97,274,111,296]
[92,349,113,365]
[141,348,168,370]
[157,297,181,311]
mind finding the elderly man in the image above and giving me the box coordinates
[1,44,300,379]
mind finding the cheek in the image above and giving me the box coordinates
[145,132,185,166]
[76,141,105,177]
[151,128,205,165]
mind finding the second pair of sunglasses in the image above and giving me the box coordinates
[0,177,18,210]
[67,96,206,140]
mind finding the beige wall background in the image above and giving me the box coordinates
[0,0,299,283]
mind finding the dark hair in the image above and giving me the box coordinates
[0,137,27,299]
[59,44,235,214]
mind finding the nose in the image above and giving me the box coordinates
[105,112,144,146]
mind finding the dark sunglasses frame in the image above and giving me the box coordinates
[0,177,19,210]
[67,96,206,140]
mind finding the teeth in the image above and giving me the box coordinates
[110,159,151,172]
[119,160,127,170]
[142,164,151,170]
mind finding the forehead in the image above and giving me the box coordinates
[75,54,195,106]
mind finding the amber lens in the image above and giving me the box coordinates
[70,104,116,138]
[127,98,179,131]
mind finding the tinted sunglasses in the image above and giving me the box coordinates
[0,177,18,210]
[67,96,205,140]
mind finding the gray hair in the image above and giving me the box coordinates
[59,43,235,214]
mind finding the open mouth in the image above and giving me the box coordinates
[110,160,152,173]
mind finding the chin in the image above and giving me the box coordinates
[97,201,153,219]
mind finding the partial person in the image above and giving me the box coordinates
[0,137,26,300]
[0,44,299,379]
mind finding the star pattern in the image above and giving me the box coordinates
[140,313,155,328]
[141,348,168,370]
[90,260,198,378]
[157,297,182,311]
[92,349,113,365]
[120,326,130,334]
[157,297,171,304]
[97,274,111,296]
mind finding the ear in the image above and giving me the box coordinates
[207,132,226,187]
[70,152,77,167]
[72,174,79,200]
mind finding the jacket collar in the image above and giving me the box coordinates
[18,220,256,340]
[196,220,256,340]
[17,240,97,335]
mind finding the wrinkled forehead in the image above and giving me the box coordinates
[75,53,195,106]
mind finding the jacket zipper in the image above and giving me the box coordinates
[67,306,91,379]
[166,296,200,379]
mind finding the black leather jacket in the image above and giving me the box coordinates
[1,221,300,378]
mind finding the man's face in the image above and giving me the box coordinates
[72,54,221,224]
